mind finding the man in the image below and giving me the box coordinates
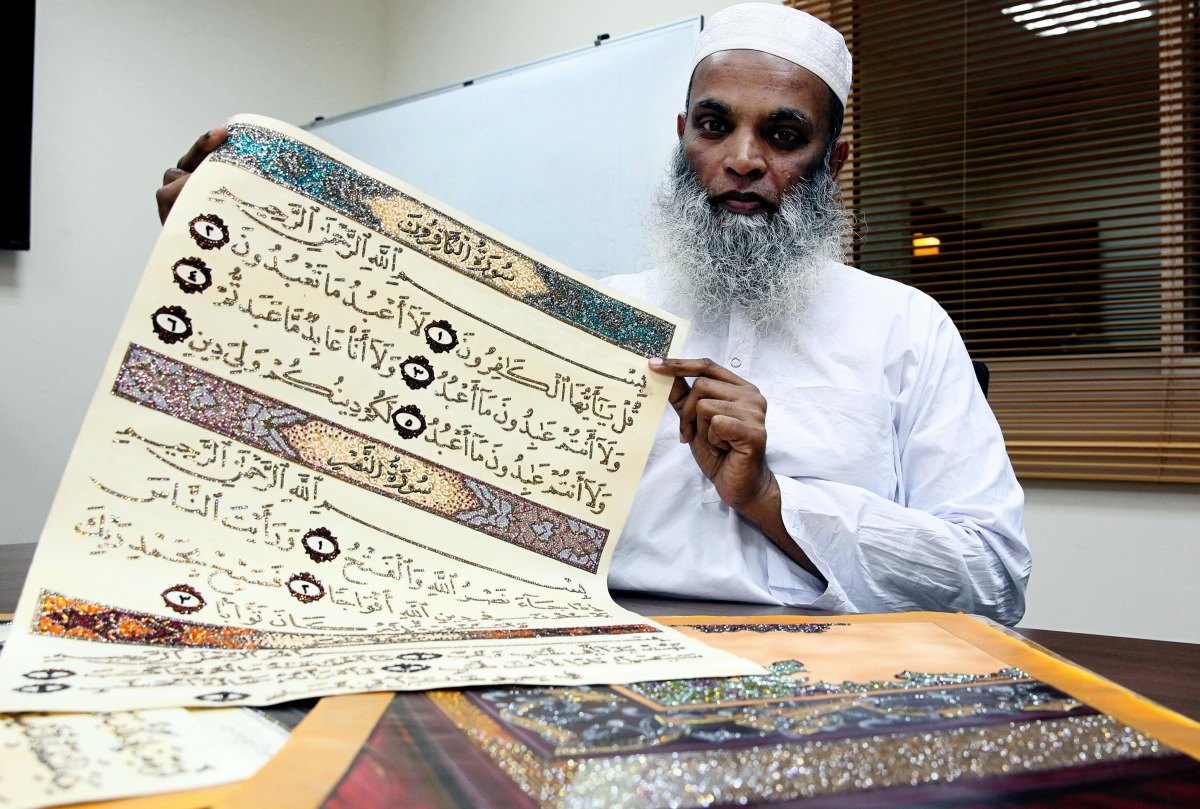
[606,3,1029,625]
[157,4,1030,625]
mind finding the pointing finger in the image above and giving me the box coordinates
[650,356,746,385]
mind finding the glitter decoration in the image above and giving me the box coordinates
[683,622,849,634]
[22,670,74,681]
[424,320,458,353]
[31,590,658,649]
[15,682,70,694]
[316,499,600,594]
[211,122,675,358]
[300,527,340,563]
[111,344,609,572]
[389,404,426,439]
[188,213,229,250]
[500,688,687,754]
[160,584,205,614]
[196,691,249,703]
[398,356,435,390]
[34,591,262,650]
[766,659,805,676]
[466,634,1097,760]
[286,572,325,603]
[475,679,1089,756]
[400,270,650,388]
[627,670,840,707]
[848,667,1032,692]
[428,688,1181,808]
[626,665,1033,709]
[171,257,212,294]
[563,715,1173,807]
[150,306,192,344]
[455,624,659,641]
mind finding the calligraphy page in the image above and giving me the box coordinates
[0,707,287,809]
[0,114,760,712]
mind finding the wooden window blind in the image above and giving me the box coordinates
[789,0,1200,483]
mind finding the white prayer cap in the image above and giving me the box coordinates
[693,3,852,107]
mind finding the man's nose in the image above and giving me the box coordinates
[725,131,766,176]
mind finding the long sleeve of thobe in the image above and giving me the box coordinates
[768,310,1028,625]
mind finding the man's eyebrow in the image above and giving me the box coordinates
[692,98,732,116]
[768,108,814,128]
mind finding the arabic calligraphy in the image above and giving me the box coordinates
[0,114,758,716]
[211,122,676,357]
[112,343,609,567]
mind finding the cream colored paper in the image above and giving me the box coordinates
[0,707,287,809]
[0,114,760,712]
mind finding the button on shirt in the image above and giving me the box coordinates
[602,263,1031,626]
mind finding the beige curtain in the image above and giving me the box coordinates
[789,0,1200,482]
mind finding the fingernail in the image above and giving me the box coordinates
[649,357,665,368]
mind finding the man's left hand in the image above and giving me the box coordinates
[649,357,821,579]
[649,357,775,509]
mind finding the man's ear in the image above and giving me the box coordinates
[828,138,850,180]
[677,112,686,140]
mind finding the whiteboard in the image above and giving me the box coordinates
[308,17,700,278]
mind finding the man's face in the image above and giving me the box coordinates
[678,50,843,216]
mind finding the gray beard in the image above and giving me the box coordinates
[648,145,854,334]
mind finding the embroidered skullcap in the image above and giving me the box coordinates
[693,3,852,106]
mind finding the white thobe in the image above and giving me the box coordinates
[603,263,1031,626]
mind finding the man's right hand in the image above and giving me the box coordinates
[155,125,229,223]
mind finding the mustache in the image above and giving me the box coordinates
[646,145,855,334]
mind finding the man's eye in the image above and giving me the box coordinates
[699,119,728,134]
[771,130,802,146]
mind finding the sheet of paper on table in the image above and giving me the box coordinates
[0,619,287,809]
[0,705,288,809]
[0,114,762,714]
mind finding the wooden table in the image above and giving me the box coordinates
[3,542,1198,722]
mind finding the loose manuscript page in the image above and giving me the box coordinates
[0,707,287,809]
[0,115,760,712]
[0,620,287,809]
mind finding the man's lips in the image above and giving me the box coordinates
[713,192,773,214]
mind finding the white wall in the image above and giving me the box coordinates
[1021,482,1200,643]
[4,1,1197,643]
[0,0,389,546]
[383,0,740,99]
